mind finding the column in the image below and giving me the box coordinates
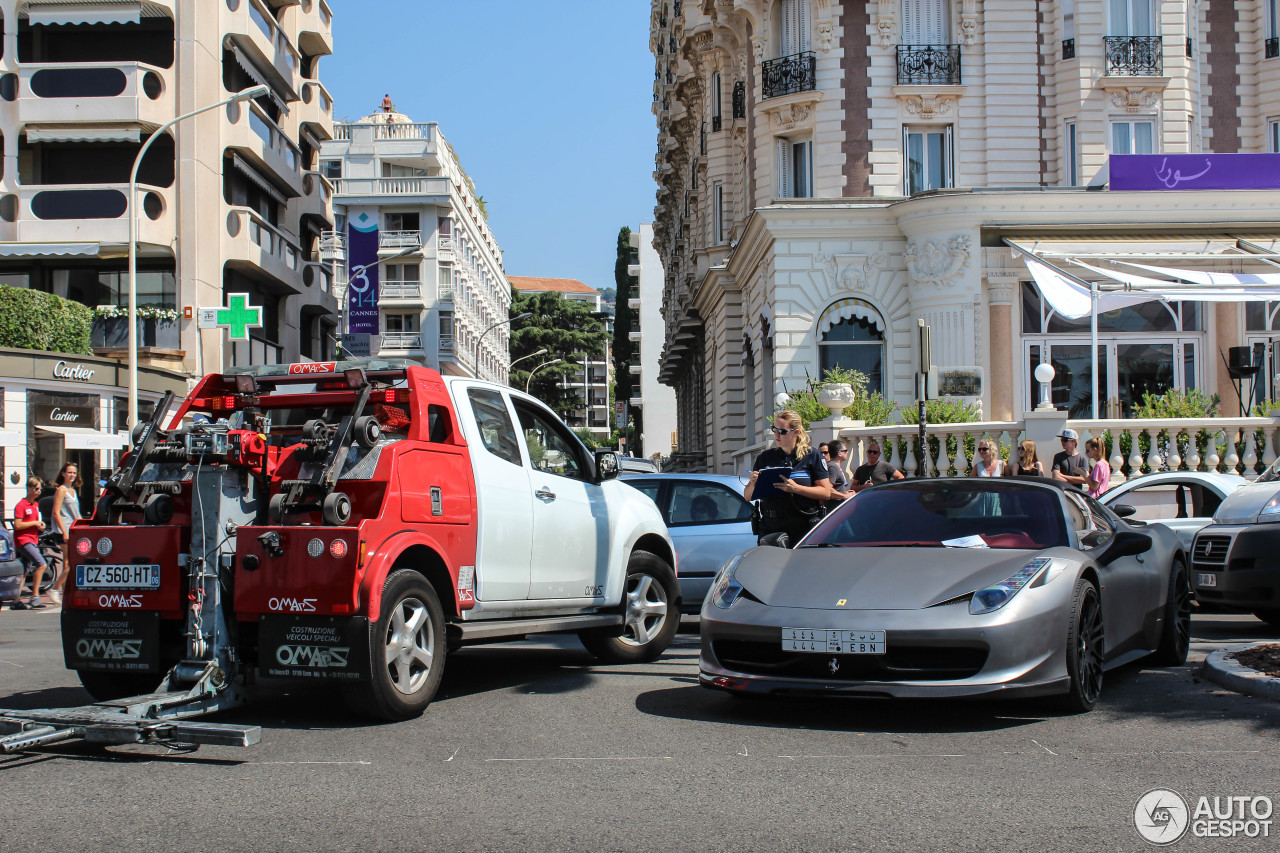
[985,271,1019,422]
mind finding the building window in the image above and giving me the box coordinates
[820,317,884,395]
[384,313,418,333]
[1065,121,1079,186]
[902,0,950,44]
[320,159,341,179]
[712,182,724,244]
[1270,121,1280,153]
[1108,0,1156,36]
[1062,0,1076,58]
[1111,120,1155,154]
[385,211,420,232]
[386,263,420,283]
[903,125,953,195]
[779,0,811,55]
[777,138,813,198]
[381,162,428,178]
[711,71,722,132]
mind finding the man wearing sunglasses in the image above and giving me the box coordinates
[744,411,832,547]
[850,442,904,493]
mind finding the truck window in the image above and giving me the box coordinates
[514,401,584,480]
[467,389,521,466]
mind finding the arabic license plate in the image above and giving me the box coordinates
[1196,573,1218,588]
[782,628,886,655]
[76,564,161,590]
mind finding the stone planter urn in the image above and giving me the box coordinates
[817,382,855,411]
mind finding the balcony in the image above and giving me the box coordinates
[895,45,962,85]
[227,101,304,196]
[439,335,455,352]
[628,297,641,310]
[1104,36,1163,76]
[628,330,643,342]
[223,0,302,96]
[380,282,423,303]
[331,176,449,200]
[297,81,334,140]
[436,285,454,302]
[379,332,422,352]
[15,183,174,248]
[331,121,438,160]
[761,51,816,99]
[18,62,174,128]
[296,0,334,59]
[379,230,422,251]
[437,234,454,259]
[1268,37,1279,60]
[317,229,345,261]
[224,206,304,289]
[629,363,642,375]
[1062,38,1076,60]
[295,171,333,228]
[92,315,180,354]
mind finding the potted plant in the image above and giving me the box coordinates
[92,305,181,349]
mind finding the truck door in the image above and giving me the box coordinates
[460,387,531,600]
[513,399,606,600]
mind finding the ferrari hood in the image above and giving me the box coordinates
[735,546,1043,610]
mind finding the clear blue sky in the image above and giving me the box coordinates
[323,0,655,294]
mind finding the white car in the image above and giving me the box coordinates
[1100,471,1248,551]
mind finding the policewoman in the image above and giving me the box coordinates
[743,410,833,547]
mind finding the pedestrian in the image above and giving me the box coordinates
[12,477,49,609]
[1085,438,1111,498]
[850,442,904,493]
[1007,440,1046,477]
[825,440,851,500]
[744,411,832,547]
[50,461,83,604]
[971,440,1004,477]
[1051,428,1090,489]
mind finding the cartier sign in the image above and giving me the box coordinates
[51,361,96,382]
[34,405,96,428]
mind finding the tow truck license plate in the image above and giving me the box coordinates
[1197,573,1218,588]
[77,564,161,590]
[782,628,886,654]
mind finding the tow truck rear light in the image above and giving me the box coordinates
[330,539,347,558]
[75,538,92,556]
[358,540,367,568]
[306,538,324,558]
[96,537,113,556]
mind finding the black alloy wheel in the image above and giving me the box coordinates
[1062,577,1104,713]
[1151,558,1191,666]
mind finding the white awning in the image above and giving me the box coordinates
[36,425,127,450]
[26,126,141,143]
[25,1,142,25]
[1069,260,1280,301]
[0,430,22,447]
[1113,260,1280,287]
[1023,257,1163,320]
[228,43,292,114]
[0,242,99,258]
[230,153,290,205]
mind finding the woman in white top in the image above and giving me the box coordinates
[971,440,1004,477]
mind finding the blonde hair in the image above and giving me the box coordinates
[775,410,811,458]
[1019,439,1040,469]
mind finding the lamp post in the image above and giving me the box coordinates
[508,347,548,376]
[525,358,563,395]
[127,84,270,428]
[476,311,532,382]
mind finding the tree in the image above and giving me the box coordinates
[508,288,609,418]
[611,227,639,447]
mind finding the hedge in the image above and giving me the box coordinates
[0,284,92,355]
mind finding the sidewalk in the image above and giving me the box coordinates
[1203,643,1280,701]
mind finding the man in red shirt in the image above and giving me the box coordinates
[13,477,48,609]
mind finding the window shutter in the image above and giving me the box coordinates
[902,125,911,194]
[1063,0,1075,41]
[777,140,793,198]
[943,125,954,188]
[781,0,795,54]
[797,0,810,51]
[902,0,922,43]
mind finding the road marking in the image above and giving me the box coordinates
[0,659,23,668]
[242,760,372,765]
[445,748,460,762]
[739,744,748,756]
[1032,738,1058,756]
[778,754,966,760]
[485,756,674,762]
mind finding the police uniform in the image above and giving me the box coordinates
[752,446,830,546]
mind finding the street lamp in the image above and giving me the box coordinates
[508,347,548,375]
[127,83,270,428]
[476,311,532,381]
[525,358,563,394]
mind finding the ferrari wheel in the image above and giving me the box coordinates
[1061,577,1104,713]
[1151,558,1191,666]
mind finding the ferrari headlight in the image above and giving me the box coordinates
[708,555,745,609]
[970,558,1052,615]
[1258,492,1280,523]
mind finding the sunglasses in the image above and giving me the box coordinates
[978,446,992,452]
[867,449,881,455]
[771,426,796,435]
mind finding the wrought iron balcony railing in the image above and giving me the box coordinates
[1104,35,1163,76]
[1268,37,1279,59]
[711,114,721,132]
[732,80,746,118]
[761,51,816,99]
[1062,38,1076,60]
[895,44,962,85]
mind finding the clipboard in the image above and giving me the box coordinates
[752,466,793,501]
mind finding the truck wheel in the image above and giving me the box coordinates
[354,415,381,449]
[77,671,161,702]
[579,551,680,664]
[342,570,446,721]
[322,492,351,525]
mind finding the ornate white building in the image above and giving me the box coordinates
[652,0,1280,473]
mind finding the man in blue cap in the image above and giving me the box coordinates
[1051,428,1089,488]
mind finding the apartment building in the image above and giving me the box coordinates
[320,102,511,382]
[652,0,1280,473]
[628,224,677,458]
[508,276,612,440]
[0,0,336,512]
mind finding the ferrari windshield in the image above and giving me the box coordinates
[806,481,1068,549]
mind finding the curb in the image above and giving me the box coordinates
[1203,644,1280,701]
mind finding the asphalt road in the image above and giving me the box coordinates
[1,610,1277,853]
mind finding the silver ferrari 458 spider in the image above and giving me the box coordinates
[700,477,1191,711]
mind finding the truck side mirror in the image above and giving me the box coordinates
[595,449,620,482]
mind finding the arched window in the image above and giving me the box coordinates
[817,299,886,393]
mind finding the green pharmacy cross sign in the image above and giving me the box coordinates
[199,294,263,341]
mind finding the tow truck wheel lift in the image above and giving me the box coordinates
[0,390,265,755]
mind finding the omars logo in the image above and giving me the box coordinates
[268,597,317,612]
[97,594,143,608]
[75,639,142,660]
[276,644,349,668]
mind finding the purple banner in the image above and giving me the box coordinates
[1110,154,1280,191]
[346,220,380,335]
